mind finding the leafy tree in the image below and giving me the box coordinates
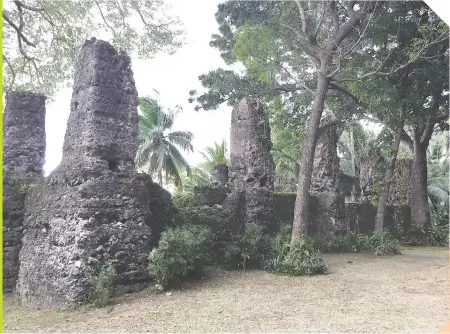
[135,96,193,187]
[342,2,449,230]
[3,0,184,97]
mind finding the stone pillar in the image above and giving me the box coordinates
[388,158,413,206]
[211,164,229,186]
[311,126,346,235]
[17,38,174,308]
[227,98,275,230]
[359,147,385,202]
[3,91,46,292]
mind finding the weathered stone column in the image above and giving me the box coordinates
[311,126,346,235]
[17,38,174,308]
[359,147,385,203]
[3,91,46,292]
[227,98,275,230]
[388,158,413,206]
[211,164,229,186]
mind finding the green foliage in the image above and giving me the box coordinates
[87,265,117,308]
[368,232,401,256]
[315,232,400,256]
[267,235,328,277]
[222,223,273,270]
[3,0,184,97]
[147,225,212,289]
[233,24,280,83]
[199,140,228,173]
[136,95,193,187]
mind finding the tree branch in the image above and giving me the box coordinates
[2,12,36,47]
[3,54,16,93]
[94,0,117,37]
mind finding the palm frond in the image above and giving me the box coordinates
[167,131,194,152]
[167,142,191,177]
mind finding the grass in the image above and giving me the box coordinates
[3,248,448,333]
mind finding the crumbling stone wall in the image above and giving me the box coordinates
[211,164,229,186]
[17,38,174,308]
[3,91,46,292]
[388,159,413,206]
[360,148,385,202]
[273,193,411,237]
[311,127,346,235]
[227,98,275,230]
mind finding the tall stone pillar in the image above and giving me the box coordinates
[311,126,346,235]
[3,91,46,292]
[227,98,275,231]
[17,38,174,308]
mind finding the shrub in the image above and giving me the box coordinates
[222,223,273,270]
[268,237,328,276]
[87,264,117,307]
[147,224,212,289]
[368,232,401,256]
[430,209,449,246]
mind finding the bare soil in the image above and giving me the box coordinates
[3,247,449,333]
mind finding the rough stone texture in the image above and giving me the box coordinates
[227,98,275,230]
[3,91,46,292]
[388,159,413,206]
[211,164,229,186]
[17,38,174,309]
[311,127,346,235]
[359,148,385,202]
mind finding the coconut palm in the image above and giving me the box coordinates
[135,96,193,187]
[199,139,228,173]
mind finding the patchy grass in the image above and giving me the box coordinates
[4,248,448,333]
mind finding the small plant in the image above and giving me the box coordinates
[368,232,401,256]
[222,222,273,270]
[269,237,328,276]
[87,264,117,307]
[148,224,212,289]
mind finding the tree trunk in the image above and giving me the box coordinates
[411,139,431,231]
[375,122,403,233]
[291,71,330,246]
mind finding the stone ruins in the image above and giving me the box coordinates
[16,38,174,308]
[3,92,46,292]
[227,97,275,230]
[311,127,346,235]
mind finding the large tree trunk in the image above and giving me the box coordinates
[411,138,431,231]
[375,122,403,232]
[291,72,329,246]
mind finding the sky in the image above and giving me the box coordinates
[43,0,230,175]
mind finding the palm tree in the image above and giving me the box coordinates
[135,96,193,187]
[199,139,228,173]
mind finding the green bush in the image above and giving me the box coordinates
[222,223,273,270]
[367,232,401,256]
[267,237,328,276]
[87,265,117,308]
[148,224,212,289]
[430,209,449,246]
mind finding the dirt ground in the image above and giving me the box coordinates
[3,247,449,333]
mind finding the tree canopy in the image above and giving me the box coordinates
[3,0,185,97]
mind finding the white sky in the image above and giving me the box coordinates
[44,0,230,175]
